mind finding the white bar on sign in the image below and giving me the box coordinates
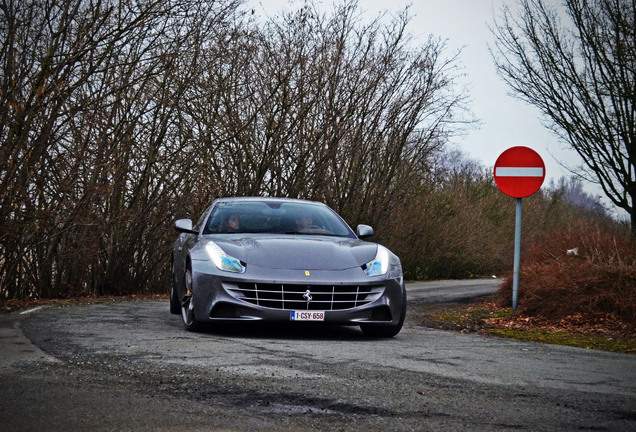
[495,167,543,177]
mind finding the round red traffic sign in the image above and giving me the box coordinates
[494,146,545,198]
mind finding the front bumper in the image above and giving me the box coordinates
[189,260,405,326]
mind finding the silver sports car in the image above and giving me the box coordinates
[170,197,406,337]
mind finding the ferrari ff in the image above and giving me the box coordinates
[170,197,406,337]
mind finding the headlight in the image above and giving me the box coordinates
[205,242,245,273]
[363,245,390,277]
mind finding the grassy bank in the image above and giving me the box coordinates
[421,300,635,354]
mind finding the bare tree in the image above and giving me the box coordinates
[199,1,470,227]
[490,0,635,234]
[0,0,242,298]
[0,0,165,298]
[0,0,473,298]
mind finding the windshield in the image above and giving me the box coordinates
[202,201,355,238]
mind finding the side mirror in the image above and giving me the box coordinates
[356,224,374,238]
[175,219,197,234]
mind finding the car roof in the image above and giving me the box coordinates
[214,197,325,206]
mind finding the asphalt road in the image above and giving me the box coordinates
[406,278,502,302]
[0,279,634,431]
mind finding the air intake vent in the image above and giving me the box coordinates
[225,283,384,311]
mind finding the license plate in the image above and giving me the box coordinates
[290,310,325,321]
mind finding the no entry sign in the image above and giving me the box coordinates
[494,146,546,313]
[494,146,545,198]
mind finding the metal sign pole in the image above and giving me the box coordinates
[512,198,522,314]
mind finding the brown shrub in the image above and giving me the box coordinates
[496,223,636,328]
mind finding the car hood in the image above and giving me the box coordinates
[208,235,378,270]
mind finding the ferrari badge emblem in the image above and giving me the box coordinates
[305,271,310,276]
[303,290,313,303]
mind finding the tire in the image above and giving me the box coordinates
[181,266,202,332]
[360,286,407,338]
[169,263,180,315]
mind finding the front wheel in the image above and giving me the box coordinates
[181,266,202,332]
[360,287,406,338]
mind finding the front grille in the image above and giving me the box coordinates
[225,282,384,311]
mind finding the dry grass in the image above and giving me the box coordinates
[421,300,635,353]
[496,223,635,332]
